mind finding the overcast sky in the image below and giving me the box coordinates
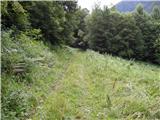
[78,0,122,11]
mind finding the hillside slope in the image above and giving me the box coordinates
[2,31,160,119]
[115,0,160,13]
[32,49,160,120]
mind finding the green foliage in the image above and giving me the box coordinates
[1,1,30,30]
[71,7,89,49]
[25,29,42,41]
[152,5,160,20]
[59,1,79,44]
[1,90,31,119]
[135,3,145,15]
[2,1,159,64]
[113,14,144,59]
[133,4,160,63]
[86,5,110,52]
[154,36,160,64]
[85,3,160,64]
[2,1,80,45]
[1,29,75,120]
[22,1,65,44]
[86,6,145,59]
[20,1,79,44]
[1,29,42,79]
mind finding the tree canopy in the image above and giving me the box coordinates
[1,1,160,64]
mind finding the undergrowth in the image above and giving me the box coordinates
[1,29,74,120]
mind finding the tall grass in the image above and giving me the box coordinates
[33,49,160,120]
[2,30,160,119]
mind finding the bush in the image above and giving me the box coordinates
[1,29,45,83]
[1,1,30,30]
[1,29,50,119]
[2,90,30,119]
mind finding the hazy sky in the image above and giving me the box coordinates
[78,0,122,11]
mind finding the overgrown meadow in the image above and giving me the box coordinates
[2,30,160,120]
[1,1,160,120]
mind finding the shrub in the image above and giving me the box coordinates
[1,90,30,120]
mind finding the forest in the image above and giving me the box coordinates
[1,1,160,120]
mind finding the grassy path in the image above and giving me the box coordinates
[3,31,159,120]
[32,49,160,120]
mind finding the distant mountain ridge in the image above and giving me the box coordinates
[115,0,160,13]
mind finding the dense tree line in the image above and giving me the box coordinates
[1,1,88,45]
[85,4,160,64]
[1,1,160,64]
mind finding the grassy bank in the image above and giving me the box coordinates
[2,31,160,119]
[32,49,160,120]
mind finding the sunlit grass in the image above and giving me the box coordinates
[32,48,160,120]
[2,31,160,119]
